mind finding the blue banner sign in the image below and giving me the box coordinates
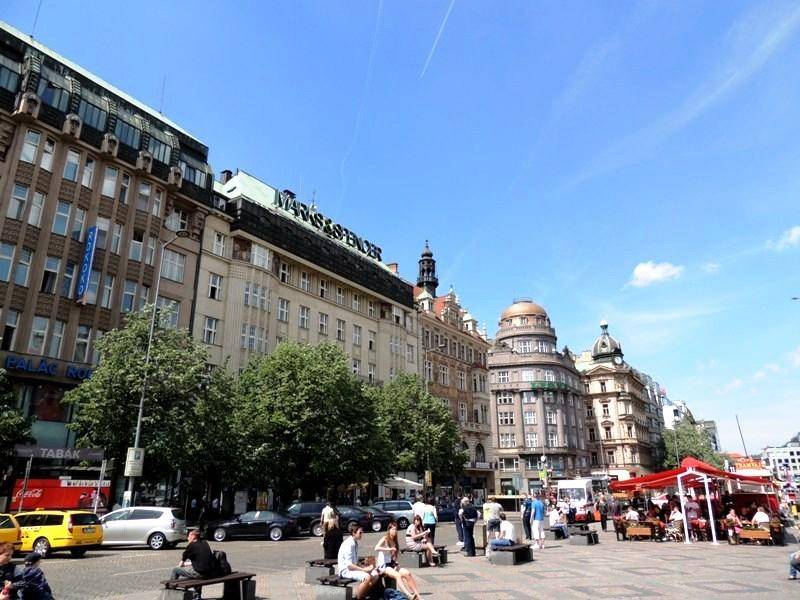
[4,355,92,380]
[75,226,98,303]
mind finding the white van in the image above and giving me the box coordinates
[556,479,595,520]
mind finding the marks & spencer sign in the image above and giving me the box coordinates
[274,190,383,261]
[5,355,93,380]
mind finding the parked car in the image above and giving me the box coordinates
[0,514,21,552]
[370,500,413,529]
[284,501,327,537]
[206,510,295,542]
[335,506,373,532]
[354,506,392,532]
[436,505,455,522]
[99,507,187,550]
[15,510,102,557]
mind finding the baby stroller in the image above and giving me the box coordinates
[664,521,685,542]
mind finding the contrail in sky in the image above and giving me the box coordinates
[420,0,456,78]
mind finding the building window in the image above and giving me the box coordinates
[252,244,269,268]
[20,130,40,164]
[138,284,150,309]
[81,157,95,188]
[521,369,534,382]
[95,217,110,250]
[179,160,207,188]
[353,325,362,346]
[602,403,610,417]
[279,262,291,284]
[352,359,361,375]
[100,274,114,309]
[48,319,66,359]
[13,248,32,287]
[60,262,75,297]
[152,189,163,218]
[156,296,180,328]
[604,427,612,440]
[319,279,328,298]
[439,365,449,386]
[161,249,186,282]
[129,230,144,262]
[499,433,516,448]
[40,138,55,171]
[336,286,344,304]
[78,99,107,131]
[70,207,86,242]
[148,137,171,164]
[352,294,361,312]
[299,271,309,291]
[120,173,130,204]
[525,432,538,448]
[547,432,558,447]
[1,310,19,351]
[497,392,513,404]
[497,370,509,383]
[524,411,537,425]
[336,319,345,342]
[49,200,69,237]
[368,330,376,350]
[202,317,219,345]
[63,149,80,182]
[277,298,289,322]
[425,360,433,382]
[27,191,45,228]
[27,316,48,355]
[407,344,415,363]
[111,223,123,254]
[544,370,555,382]
[137,182,151,212]
[498,411,515,425]
[122,280,137,313]
[457,370,465,390]
[584,382,590,393]
[212,232,226,257]
[83,269,100,304]
[299,306,310,329]
[588,428,596,442]
[600,380,607,392]
[368,301,375,318]
[0,243,13,283]
[115,119,140,148]
[40,256,60,294]
[8,183,28,221]
[146,236,157,265]
[73,325,92,363]
[318,313,329,335]
[208,273,223,300]
[165,208,189,231]
[546,410,556,425]
[607,450,615,465]
[368,363,376,383]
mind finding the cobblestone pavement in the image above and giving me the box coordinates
[38,520,800,599]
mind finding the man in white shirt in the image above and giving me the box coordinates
[483,496,503,535]
[489,512,515,548]
[321,501,335,524]
[624,506,640,522]
[751,506,771,529]
[548,507,569,539]
[337,524,377,597]
[412,496,426,520]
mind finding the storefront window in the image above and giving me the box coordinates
[18,384,69,422]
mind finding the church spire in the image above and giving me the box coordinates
[417,240,438,297]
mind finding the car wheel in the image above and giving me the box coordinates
[371,520,382,532]
[311,521,323,537]
[148,532,167,550]
[269,526,284,541]
[32,537,51,556]
[347,521,358,531]
[70,548,87,558]
[212,527,228,542]
[397,518,409,530]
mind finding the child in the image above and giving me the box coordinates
[5,553,53,600]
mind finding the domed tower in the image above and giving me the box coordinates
[488,299,589,492]
[417,241,438,297]
[591,320,623,364]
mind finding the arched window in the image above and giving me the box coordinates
[475,443,486,463]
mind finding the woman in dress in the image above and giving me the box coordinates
[375,521,421,599]
[405,515,439,566]
[322,516,343,560]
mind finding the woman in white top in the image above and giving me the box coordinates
[375,521,421,600]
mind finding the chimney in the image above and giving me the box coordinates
[387,263,399,273]
[220,169,233,184]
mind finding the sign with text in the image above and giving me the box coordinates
[4,355,93,380]
[10,477,111,510]
[75,225,98,304]
[124,447,144,477]
[14,445,104,461]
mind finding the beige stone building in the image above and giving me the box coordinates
[191,170,417,382]
[575,321,655,480]
[414,243,493,499]
[488,300,589,494]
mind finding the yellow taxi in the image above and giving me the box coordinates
[0,514,22,552]
[15,510,103,557]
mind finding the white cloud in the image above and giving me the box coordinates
[789,346,800,368]
[717,378,744,395]
[765,363,780,373]
[701,262,720,274]
[752,370,766,381]
[768,225,800,251]
[628,261,684,287]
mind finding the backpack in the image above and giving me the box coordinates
[212,550,232,576]
[384,589,409,600]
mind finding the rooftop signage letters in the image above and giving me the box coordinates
[14,445,105,461]
[274,190,383,262]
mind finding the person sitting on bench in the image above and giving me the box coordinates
[170,529,214,580]
[336,523,378,599]
[405,515,439,566]
[374,520,421,599]
[548,506,569,539]
[489,512,516,548]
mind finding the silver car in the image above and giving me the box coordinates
[99,507,187,550]
[370,500,413,529]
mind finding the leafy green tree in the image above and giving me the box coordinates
[368,373,467,485]
[0,369,33,458]
[63,308,233,482]
[659,417,725,470]
[235,341,391,499]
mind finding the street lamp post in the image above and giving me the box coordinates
[125,230,189,502]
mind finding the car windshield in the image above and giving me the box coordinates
[71,513,100,525]
[286,504,300,515]
[260,511,279,520]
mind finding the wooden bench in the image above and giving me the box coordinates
[488,543,533,566]
[306,558,338,584]
[160,572,255,600]
[315,575,357,600]
[739,529,772,545]
[626,525,654,541]
[398,545,448,568]
[569,531,599,546]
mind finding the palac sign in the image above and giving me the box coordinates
[274,190,383,262]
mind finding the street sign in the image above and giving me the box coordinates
[424,470,432,487]
[14,445,104,461]
[124,447,145,477]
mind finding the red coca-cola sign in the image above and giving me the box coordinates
[10,478,110,511]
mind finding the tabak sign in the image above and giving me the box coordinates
[734,458,766,471]
[10,478,111,510]
[274,190,383,262]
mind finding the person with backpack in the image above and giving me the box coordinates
[170,529,215,580]
[3,553,52,600]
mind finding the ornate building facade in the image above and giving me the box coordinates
[488,300,589,494]
[414,243,492,500]
[575,321,655,480]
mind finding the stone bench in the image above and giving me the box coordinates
[488,543,533,565]
[569,531,599,546]
[160,572,256,600]
[398,545,447,568]
[545,527,568,541]
[306,559,338,584]
[315,575,357,600]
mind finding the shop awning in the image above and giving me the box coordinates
[609,457,774,492]
[383,476,423,490]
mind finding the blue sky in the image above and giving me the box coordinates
[5,0,799,452]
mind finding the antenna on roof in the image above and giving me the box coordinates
[158,75,167,114]
[311,190,317,211]
[31,0,44,39]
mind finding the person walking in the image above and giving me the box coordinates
[597,493,609,532]
[454,497,464,549]
[530,493,546,550]
[422,499,438,546]
[521,493,533,540]
[460,498,479,557]
[323,516,344,560]
[789,547,800,580]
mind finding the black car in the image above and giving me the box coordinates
[436,505,456,522]
[335,505,373,532]
[356,506,393,532]
[285,501,327,537]
[206,510,295,542]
